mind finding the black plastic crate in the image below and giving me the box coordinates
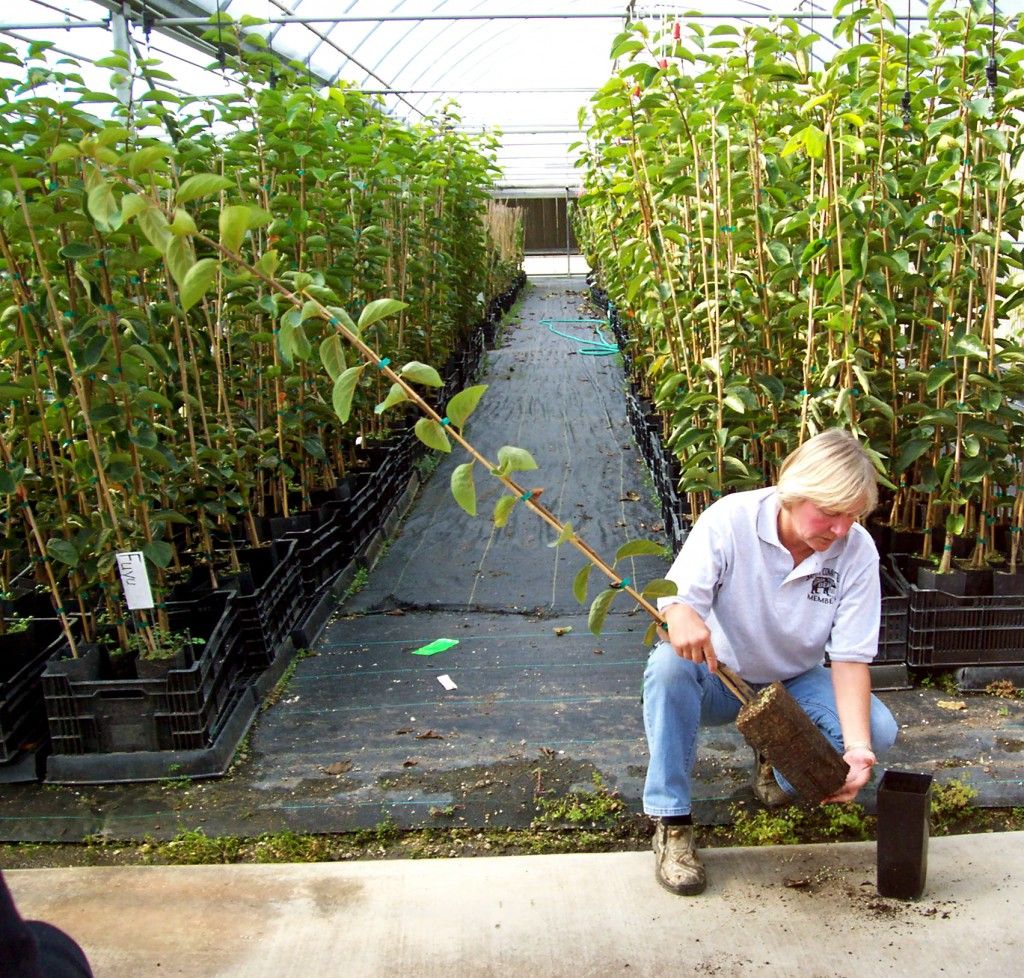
[228,539,305,671]
[905,589,1024,667]
[280,507,354,598]
[888,556,1024,667]
[877,566,909,665]
[42,590,245,756]
[0,619,67,764]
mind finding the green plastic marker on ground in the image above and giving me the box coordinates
[411,638,460,656]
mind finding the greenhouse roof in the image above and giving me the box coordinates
[3,1,1024,191]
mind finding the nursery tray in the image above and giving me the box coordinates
[42,591,246,761]
[889,556,1024,668]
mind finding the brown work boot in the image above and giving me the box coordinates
[752,750,793,808]
[652,821,707,895]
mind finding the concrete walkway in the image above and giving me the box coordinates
[7,832,1022,977]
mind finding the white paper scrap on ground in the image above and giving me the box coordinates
[437,674,458,691]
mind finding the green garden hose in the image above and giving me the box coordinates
[542,317,619,356]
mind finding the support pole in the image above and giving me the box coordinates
[111,6,132,106]
[565,187,571,274]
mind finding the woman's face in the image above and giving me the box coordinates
[781,499,861,553]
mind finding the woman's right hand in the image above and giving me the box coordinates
[657,603,719,672]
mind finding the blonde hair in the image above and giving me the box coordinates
[776,429,878,518]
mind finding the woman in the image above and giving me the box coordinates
[643,428,899,895]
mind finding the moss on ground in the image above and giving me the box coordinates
[2,778,1021,870]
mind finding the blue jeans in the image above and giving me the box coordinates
[642,641,899,817]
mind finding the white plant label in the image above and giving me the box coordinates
[115,551,155,610]
[437,674,458,691]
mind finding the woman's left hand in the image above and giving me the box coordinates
[821,746,876,804]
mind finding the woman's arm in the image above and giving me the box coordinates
[822,660,876,803]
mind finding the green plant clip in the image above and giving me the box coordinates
[377,357,391,369]
[611,577,632,590]
[440,417,451,426]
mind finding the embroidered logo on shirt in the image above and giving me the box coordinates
[807,568,839,604]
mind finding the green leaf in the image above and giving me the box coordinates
[86,180,121,233]
[175,173,233,204]
[326,306,359,336]
[642,620,660,647]
[548,522,574,548]
[143,540,173,569]
[493,494,518,528]
[319,335,346,381]
[497,445,538,473]
[46,538,79,568]
[780,129,805,157]
[127,144,172,177]
[374,383,409,415]
[256,249,280,278]
[802,125,826,158]
[0,470,17,494]
[450,462,477,516]
[48,143,80,164]
[925,366,956,394]
[446,385,488,427]
[641,578,678,599]
[614,539,667,563]
[136,202,171,253]
[414,417,452,453]
[896,437,932,472]
[954,334,988,359]
[169,208,198,237]
[611,38,644,59]
[766,241,790,265]
[121,193,148,222]
[945,513,966,536]
[723,393,746,414]
[165,235,195,290]
[588,588,618,636]
[572,563,592,604]
[219,204,250,255]
[332,365,365,423]
[303,436,327,460]
[58,242,97,261]
[400,361,443,387]
[292,324,311,362]
[358,298,408,330]
[179,257,218,312]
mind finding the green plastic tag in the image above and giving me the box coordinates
[411,638,459,656]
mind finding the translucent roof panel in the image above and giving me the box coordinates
[4,1,1024,190]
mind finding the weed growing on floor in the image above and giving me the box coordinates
[930,779,979,834]
[262,649,316,712]
[728,805,805,846]
[343,567,370,601]
[229,733,252,772]
[414,452,442,482]
[533,773,626,829]
[142,829,242,865]
[917,671,961,694]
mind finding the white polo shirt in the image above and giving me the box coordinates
[657,486,880,683]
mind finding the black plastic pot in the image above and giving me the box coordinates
[992,569,1024,596]
[916,566,968,595]
[876,769,933,900]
